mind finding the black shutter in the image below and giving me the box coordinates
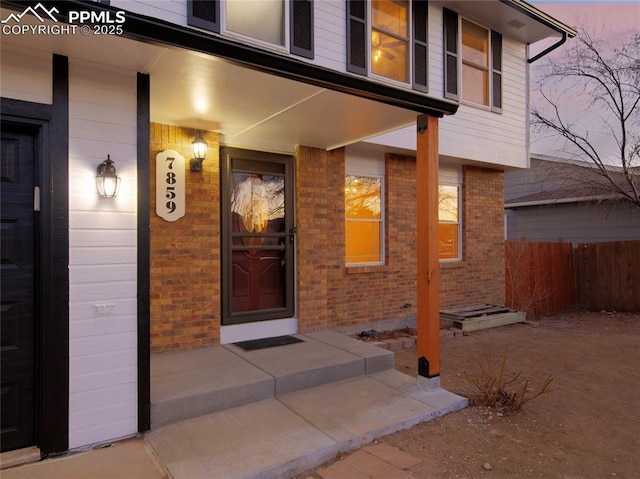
[412,0,428,92]
[443,8,458,101]
[347,0,367,75]
[491,30,503,113]
[291,0,314,59]
[187,0,220,33]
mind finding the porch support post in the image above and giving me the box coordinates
[416,114,441,389]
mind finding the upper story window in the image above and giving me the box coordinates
[347,0,428,92]
[371,1,409,83]
[444,8,502,112]
[226,0,284,46]
[187,0,314,59]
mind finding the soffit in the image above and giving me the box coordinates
[431,0,572,44]
[0,6,420,154]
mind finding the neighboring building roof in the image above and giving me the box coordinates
[506,155,639,208]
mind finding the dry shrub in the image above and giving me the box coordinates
[465,346,553,415]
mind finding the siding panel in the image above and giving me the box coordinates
[0,46,52,104]
[68,60,138,448]
[439,37,528,167]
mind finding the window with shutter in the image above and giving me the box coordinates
[227,0,285,46]
[347,1,428,92]
[187,0,314,59]
[443,8,503,112]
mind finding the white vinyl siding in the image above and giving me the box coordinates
[0,46,52,104]
[68,60,138,449]
[439,35,527,168]
[314,0,347,71]
[110,0,187,24]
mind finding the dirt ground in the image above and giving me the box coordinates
[311,311,640,478]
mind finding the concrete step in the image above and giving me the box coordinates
[148,373,467,479]
[150,330,394,428]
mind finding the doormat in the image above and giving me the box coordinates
[233,335,304,352]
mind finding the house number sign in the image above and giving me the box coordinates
[156,150,185,222]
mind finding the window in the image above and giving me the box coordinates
[371,1,409,82]
[187,0,314,59]
[226,0,284,46]
[439,167,461,261]
[347,0,428,92]
[345,152,385,266]
[443,8,502,112]
[461,19,488,105]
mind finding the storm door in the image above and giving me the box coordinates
[221,148,295,325]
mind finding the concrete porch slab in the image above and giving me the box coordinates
[278,376,439,445]
[370,369,469,414]
[147,373,467,479]
[147,399,339,479]
[223,334,364,396]
[151,346,273,428]
[302,330,394,373]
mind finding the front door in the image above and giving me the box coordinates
[1,124,37,452]
[221,148,295,325]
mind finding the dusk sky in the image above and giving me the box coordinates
[527,1,639,158]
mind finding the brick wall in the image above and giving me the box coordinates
[296,150,419,331]
[148,136,504,350]
[150,123,220,352]
[440,166,505,308]
[296,150,505,332]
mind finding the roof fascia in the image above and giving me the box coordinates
[500,0,578,63]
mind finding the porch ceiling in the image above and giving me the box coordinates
[0,7,418,154]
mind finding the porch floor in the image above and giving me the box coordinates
[148,329,467,479]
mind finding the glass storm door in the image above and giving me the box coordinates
[221,148,295,325]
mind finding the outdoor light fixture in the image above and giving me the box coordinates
[191,131,208,172]
[96,155,121,198]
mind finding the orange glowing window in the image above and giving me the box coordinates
[371,0,409,82]
[345,175,383,265]
[461,19,489,106]
[439,184,460,260]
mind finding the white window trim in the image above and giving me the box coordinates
[345,149,386,267]
[221,0,290,55]
[458,16,494,111]
[369,1,412,88]
[439,165,462,262]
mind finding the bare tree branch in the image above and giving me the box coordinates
[532,28,640,208]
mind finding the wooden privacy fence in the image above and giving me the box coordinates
[574,241,640,312]
[505,241,576,315]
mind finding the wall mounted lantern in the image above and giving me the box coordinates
[96,155,121,198]
[190,131,208,172]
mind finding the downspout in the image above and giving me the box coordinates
[525,44,531,168]
[528,31,568,63]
